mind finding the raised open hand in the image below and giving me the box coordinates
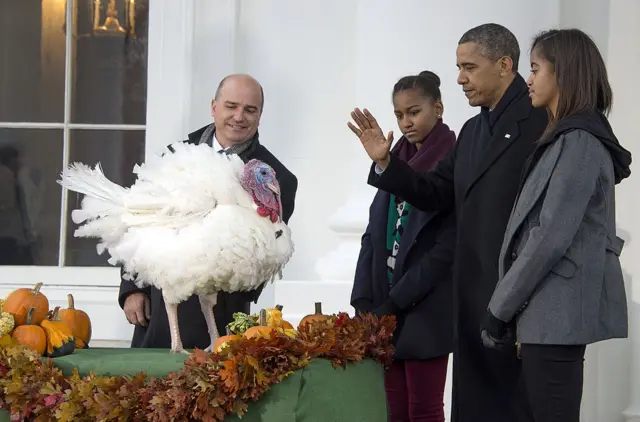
[348,108,393,168]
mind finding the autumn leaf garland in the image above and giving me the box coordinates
[0,312,396,422]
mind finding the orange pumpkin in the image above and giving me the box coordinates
[213,328,240,353]
[298,302,329,328]
[11,307,47,355]
[3,282,49,326]
[40,306,75,357]
[58,294,92,349]
[244,309,277,339]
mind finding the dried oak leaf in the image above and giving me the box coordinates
[358,313,397,367]
[1,351,61,419]
[328,316,367,368]
[297,319,338,357]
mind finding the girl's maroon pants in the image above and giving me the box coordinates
[384,355,449,422]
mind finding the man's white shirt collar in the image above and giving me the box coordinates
[212,134,226,153]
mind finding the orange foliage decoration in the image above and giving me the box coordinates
[0,312,395,421]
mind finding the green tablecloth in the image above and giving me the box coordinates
[0,348,388,422]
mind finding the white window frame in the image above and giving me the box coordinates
[0,0,198,289]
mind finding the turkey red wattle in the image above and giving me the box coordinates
[253,191,280,222]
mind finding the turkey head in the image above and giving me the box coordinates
[240,159,282,222]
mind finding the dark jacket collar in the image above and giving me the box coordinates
[481,74,528,129]
[186,124,261,159]
[186,124,210,144]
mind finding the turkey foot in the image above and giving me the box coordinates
[164,300,190,354]
[199,293,219,352]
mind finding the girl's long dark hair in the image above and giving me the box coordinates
[532,29,612,143]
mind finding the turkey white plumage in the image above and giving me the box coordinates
[57,141,294,353]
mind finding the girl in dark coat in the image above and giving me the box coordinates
[351,71,457,422]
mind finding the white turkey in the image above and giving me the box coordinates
[57,141,294,354]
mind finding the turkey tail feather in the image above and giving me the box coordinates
[57,162,127,222]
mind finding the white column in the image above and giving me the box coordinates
[314,187,376,300]
[606,2,640,421]
[144,0,196,158]
[188,0,240,130]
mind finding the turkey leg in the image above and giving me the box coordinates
[164,300,189,354]
[199,293,219,352]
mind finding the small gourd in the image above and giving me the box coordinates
[265,305,294,330]
[281,320,294,330]
[244,309,277,339]
[298,302,329,329]
[3,282,49,325]
[11,307,47,355]
[58,294,92,349]
[0,298,15,336]
[40,306,75,357]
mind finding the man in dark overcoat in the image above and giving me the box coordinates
[118,74,298,350]
[349,24,547,422]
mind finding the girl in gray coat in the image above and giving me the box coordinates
[480,28,632,421]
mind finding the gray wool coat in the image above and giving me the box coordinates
[488,129,628,345]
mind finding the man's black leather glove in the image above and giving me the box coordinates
[480,311,513,351]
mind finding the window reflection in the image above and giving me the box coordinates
[0,0,148,267]
[0,0,149,124]
[65,129,145,266]
[0,129,63,266]
[72,0,149,125]
[0,0,66,122]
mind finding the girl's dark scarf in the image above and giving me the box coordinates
[391,119,455,172]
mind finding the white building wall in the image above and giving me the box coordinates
[1,1,638,420]
[604,3,640,421]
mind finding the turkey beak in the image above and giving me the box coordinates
[266,182,280,195]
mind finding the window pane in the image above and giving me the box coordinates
[0,129,63,266]
[71,0,149,125]
[0,1,66,122]
[65,129,145,266]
